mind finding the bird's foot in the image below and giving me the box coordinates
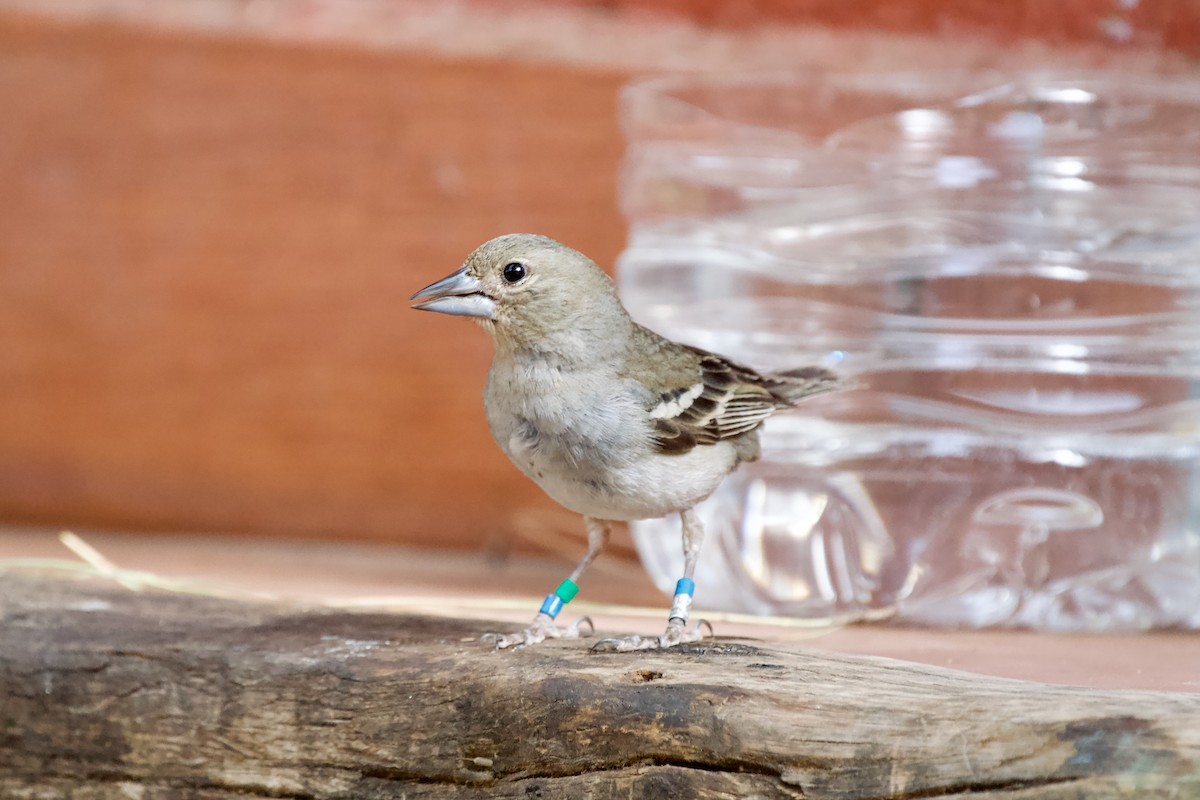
[483,612,594,650]
[590,618,713,653]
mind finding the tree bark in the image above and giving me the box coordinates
[1,574,1197,799]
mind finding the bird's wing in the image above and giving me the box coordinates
[644,350,781,455]
[621,324,841,455]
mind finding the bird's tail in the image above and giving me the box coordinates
[763,366,843,406]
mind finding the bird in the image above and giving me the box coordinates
[410,233,841,651]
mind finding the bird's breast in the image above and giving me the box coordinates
[483,359,738,520]
[485,360,636,472]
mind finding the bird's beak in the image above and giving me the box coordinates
[410,267,496,319]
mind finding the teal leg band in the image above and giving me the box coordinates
[539,578,581,619]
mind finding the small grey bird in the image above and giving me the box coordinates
[411,234,840,651]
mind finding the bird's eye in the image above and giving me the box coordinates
[502,262,527,284]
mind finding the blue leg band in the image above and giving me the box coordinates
[669,577,696,623]
[539,593,565,619]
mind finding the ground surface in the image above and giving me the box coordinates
[3,527,1197,694]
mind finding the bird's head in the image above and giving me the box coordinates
[410,234,627,355]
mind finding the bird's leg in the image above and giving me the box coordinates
[592,507,713,652]
[484,516,610,649]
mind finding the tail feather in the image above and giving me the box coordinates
[764,366,842,406]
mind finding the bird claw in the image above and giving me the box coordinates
[483,613,595,650]
[590,618,713,653]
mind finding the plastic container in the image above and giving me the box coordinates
[618,72,1200,629]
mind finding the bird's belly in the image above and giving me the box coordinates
[517,443,739,521]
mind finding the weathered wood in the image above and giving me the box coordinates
[1,576,1197,798]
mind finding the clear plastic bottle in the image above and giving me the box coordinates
[618,72,1200,629]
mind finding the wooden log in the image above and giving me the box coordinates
[1,575,1197,798]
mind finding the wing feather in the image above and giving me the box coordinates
[623,326,841,456]
[648,352,820,454]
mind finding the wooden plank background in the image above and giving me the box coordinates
[0,3,1196,550]
[0,13,626,547]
